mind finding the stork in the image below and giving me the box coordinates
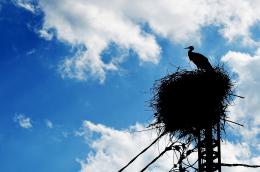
[185,46,213,71]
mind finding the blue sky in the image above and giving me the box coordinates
[1,0,260,172]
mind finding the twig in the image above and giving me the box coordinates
[229,93,245,99]
[224,119,244,127]
[221,163,260,168]
[118,131,166,172]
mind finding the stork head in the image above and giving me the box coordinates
[184,46,194,51]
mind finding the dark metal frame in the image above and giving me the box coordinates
[198,121,221,172]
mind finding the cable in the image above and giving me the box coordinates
[118,131,167,172]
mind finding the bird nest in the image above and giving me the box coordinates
[150,66,234,139]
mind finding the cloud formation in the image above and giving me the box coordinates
[77,121,260,172]
[77,121,174,172]
[222,49,260,145]
[13,113,33,129]
[45,119,53,128]
[39,0,161,82]
[14,0,37,13]
[38,0,260,82]
[221,141,260,172]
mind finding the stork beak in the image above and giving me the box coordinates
[184,47,189,49]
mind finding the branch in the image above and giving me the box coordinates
[222,163,260,168]
[224,119,244,127]
[229,93,245,99]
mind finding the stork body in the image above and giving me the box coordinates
[185,46,213,71]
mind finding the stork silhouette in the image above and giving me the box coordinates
[185,46,213,71]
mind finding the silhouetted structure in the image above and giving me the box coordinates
[150,67,231,172]
[120,65,259,172]
[185,46,213,71]
[150,67,232,136]
[197,121,221,171]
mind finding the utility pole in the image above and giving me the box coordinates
[198,120,221,172]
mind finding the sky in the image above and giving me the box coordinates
[1,0,260,171]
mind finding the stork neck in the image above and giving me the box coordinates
[188,49,193,56]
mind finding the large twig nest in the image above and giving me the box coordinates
[150,66,233,138]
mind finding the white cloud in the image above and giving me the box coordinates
[13,113,33,129]
[45,119,53,128]
[77,121,260,172]
[38,29,53,41]
[77,121,176,172]
[39,0,161,82]
[14,0,37,13]
[37,0,260,82]
[221,49,260,146]
[26,49,36,56]
[222,141,260,172]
